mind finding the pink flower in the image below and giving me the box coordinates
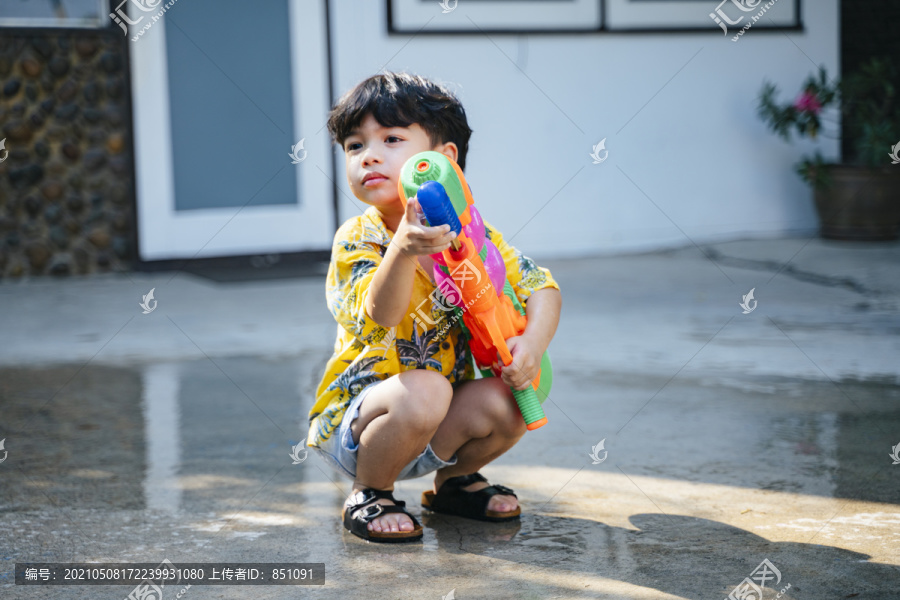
[794,90,822,115]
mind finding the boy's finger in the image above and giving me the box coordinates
[409,226,443,244]
[420,223,452,239]
[501,359,520,379]
[500,369,519,389]
[501,368,530,391]
[405,198,419,222]
[432,241,452,254]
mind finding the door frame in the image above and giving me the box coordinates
[130,0,335,262]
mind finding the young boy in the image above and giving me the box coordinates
[307,72,562,542]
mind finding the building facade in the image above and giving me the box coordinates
[1,0,854,278]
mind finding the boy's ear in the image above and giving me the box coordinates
[435,141,459,164]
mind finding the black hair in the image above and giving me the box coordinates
[327,72,473,170]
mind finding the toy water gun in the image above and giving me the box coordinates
[399,151,553,430]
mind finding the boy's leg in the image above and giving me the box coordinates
[428,377,527,514]
[347,369,453,533]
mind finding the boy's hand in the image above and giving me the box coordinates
[500,334,543,391]
[393,198,457,257]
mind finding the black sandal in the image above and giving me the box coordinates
[342,488,423,543]
[421,472,521,522]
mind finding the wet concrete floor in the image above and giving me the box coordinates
[2,239,900,599]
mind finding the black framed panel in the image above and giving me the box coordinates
[387,0,802,35]
[608,0,800,33]
[388,0,603,34]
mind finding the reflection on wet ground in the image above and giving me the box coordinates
[2,357,900,599]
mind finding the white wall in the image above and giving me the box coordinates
[327,1,839,258]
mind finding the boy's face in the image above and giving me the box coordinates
[342,113,456,216]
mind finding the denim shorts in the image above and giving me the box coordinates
[313,381,458,481]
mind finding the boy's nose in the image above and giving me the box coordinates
[361,146,382,166]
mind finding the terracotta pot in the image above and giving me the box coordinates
[813,165,900,240]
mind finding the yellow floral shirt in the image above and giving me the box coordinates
[307,205,559,448]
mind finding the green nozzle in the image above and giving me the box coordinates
[400,151,468,217]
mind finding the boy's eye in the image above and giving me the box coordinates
[346,142,362,151]
[386,135,402,143]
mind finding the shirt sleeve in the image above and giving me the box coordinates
[326,220,391,346]
[482,219,560,305]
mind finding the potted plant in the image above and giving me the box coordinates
[757,58,900,240]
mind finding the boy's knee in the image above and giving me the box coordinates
[484,379,527,438]
[403,369,452,404]
[495,402,527,439]
[395,370,452,430]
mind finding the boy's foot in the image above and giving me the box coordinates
[345,488,416,533]
[432,474,518,513]
[342,488,423,543]
[423,472,521,522]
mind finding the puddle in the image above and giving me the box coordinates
[0,355,324,513]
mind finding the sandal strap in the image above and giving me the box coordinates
[346,488,404,513]
[487,483,517,498]
[437,472,517,499]
[437,472,487,494]
[353,503,415,523]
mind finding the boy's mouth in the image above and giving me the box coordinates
[362,172,388,187]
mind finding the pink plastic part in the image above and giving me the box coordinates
[482,240,506,297]
[462,206,485,253]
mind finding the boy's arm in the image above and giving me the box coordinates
[365,199,456,328]
[503,287,562,391]
[476,220,561,390]
[522,287,562,356]
[365,237,418,328]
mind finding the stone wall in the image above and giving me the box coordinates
[0,31,134,277]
